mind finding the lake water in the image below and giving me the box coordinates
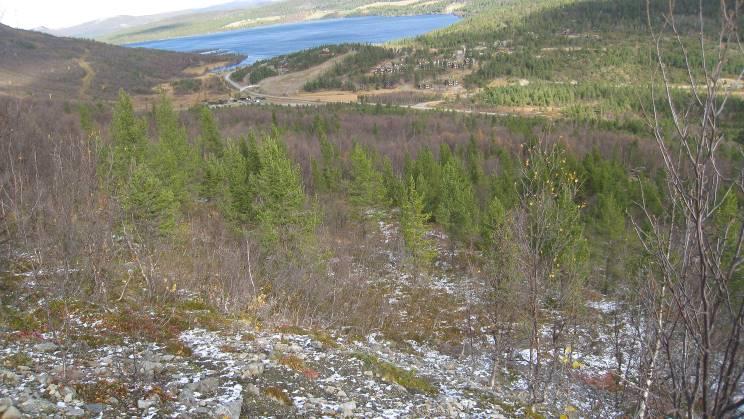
[129,14,459,65]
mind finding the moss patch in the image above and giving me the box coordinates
[352,352,438,395]
[178,298,211,311]
[311,330,339,348]
[277,325,308,335]
[2,352,32,368]
[0,305,42,332]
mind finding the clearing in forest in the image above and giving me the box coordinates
[256,51,356,96]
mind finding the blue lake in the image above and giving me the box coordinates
[129,14,459,65]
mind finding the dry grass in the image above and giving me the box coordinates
[75,380,129,404]
[263,386,292,406]
[277,354,306,371]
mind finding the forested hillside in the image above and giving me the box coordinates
[285,0,744,132]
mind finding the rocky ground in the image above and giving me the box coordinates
[0,220,633,418]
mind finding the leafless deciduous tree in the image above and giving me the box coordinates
[635,0,744,417]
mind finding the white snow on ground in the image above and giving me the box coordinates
[586,299,619,313]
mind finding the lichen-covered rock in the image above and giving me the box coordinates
[19,398,56,415]
[194,376,220,395]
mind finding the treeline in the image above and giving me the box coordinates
[186,98,670,289]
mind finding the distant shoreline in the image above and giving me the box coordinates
[127,14,460,66]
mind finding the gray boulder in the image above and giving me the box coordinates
[1,405,22,419]
[241,362,264,378]
[212,398,242,419]
[194,377,219,395]
[19,398,56,415]
[340,401,356,417]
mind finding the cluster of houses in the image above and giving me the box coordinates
[204,95,265,109]
[560,29,601,40]
[372,62,408,75]
[416,58,472,70]
[417,79,460,90]
[415,50,476,70]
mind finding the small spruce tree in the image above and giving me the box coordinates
[198,106,223,159]
[400,176,436,271]
[348,143,387,214]
[436,159,478,243]
[251,136,316,246]
[120,164,179,236]
[109,90,148,186]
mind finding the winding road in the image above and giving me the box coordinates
[222,68,547,117]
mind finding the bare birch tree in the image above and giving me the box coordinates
[635,0,744,416]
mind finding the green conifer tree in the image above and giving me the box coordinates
[251,136,316,245]
[412,148,442,213]
[382,157,404,207]
[348,143,387,213]
[436,159,478,243]
[221,142,252,222]
[201,155,225,201]
[109,90,147,185]
[151,96,196,203]
[313,134,342,193]
[198,106,223,159]
[595,192,626,292]
[400,176,436,270]
[121,164,178,236]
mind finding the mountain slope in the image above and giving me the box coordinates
[40,14,189,39]
[0,24,240,101]
[41,1,275,39]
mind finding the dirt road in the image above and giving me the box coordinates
[78,50,95,99]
